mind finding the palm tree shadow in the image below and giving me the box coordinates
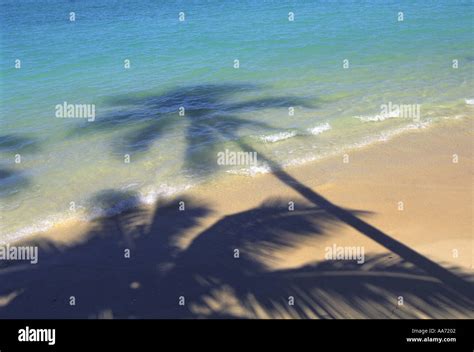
[1,83,471,319]
[0,134,41,154]
[0,190,471,319]
[191,254,474,319]
[234,140,474,299]
[0,192,326,318]
[154,196,473,319]
[0,167,31,199]
[0,134,41,199]
[68,83,316,170]
[119,83,472,302]
[0,193,213,318]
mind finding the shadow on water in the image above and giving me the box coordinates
[0,134,41,199]
[0,134,41,154]
[0,167,30,199]
[68,83,316,178]
[0,83,471,318]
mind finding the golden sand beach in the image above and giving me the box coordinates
[1,118,472,319]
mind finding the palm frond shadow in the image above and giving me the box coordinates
[194,254,474,319]
[234,140,474,299]
[0,134,40,199]
[0,191,471,319]
[68,83,316,174]
[0,167,30,199]
[0,134,41,154]
[1,84,471,319]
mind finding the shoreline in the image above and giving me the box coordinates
[4,116,471,246]
[17,117,473,256]
[2,116,473,318]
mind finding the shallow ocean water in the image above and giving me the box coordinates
[0,0,473,241]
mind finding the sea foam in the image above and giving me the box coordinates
[354,111,400,122]
[307,122,331,135]
[259,131,297,143]
[226,164,272,176]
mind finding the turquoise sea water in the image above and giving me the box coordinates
[1,0,473,241]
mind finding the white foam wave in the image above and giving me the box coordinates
[307,122,331,135]
[354,111,400,122]
[1,215,69,245]
[258,122,331,143]
[139,183,193,205]
[87,183,193,219]
[465,99,474,105]
[1,182,194,245]
[0,117,440,243]
[357,119,432,145]
[226,164,272,177]
[259,131,297,143]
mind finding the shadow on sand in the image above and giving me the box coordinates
[0,190,472,319]
[1,83,472,318]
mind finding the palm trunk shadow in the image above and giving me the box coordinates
[236,141,473,299]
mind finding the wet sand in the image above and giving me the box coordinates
[1,118,472,319]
